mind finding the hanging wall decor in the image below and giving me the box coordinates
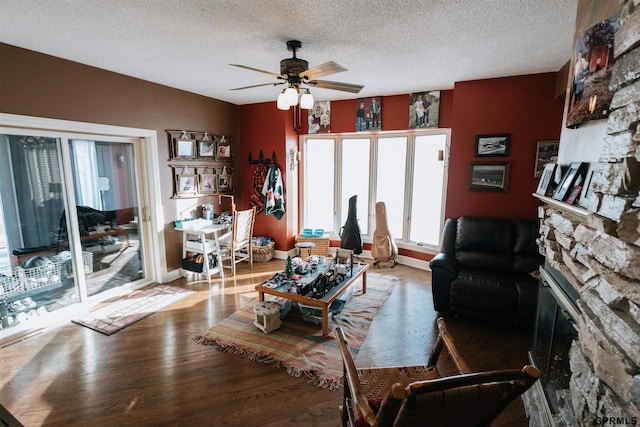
[308,101,331,134]
[199,172,217,194]
[409,91,440,129]
[566,14,620,128]
[216,136,232,160]
[166,130,234,198]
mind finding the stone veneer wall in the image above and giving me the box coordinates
[536,1,640,425]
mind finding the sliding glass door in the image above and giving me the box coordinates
[0,130,148,334]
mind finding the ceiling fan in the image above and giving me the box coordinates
[230,40,364,109]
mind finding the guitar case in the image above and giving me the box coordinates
[339,195,363,254]
[371,201,398,267]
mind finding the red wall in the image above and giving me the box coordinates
[446,74,565,220]
[238,102,299,251]
[238,73,564,253]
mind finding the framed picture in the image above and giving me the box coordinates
[474,134,510,157]
[308,100,331,134]
[199,174,217,194]
[354,97,381,132]
[216,136,231,159]
[578,162,601,208]
[408,91,440,129]
[468,162,511,192]
[174,138,196,159]
[566,185,583,205]
[534,140,559,178]
[536,163,556,196]
[567,15,620,128]
[176,174,197,195]
[198,140,215,158]
[552,162,584,201]
[217,173,232,192]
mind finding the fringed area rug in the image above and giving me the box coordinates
[72,284,193,335]
[193,273,397,390]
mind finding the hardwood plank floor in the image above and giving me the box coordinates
[0,260,533,426]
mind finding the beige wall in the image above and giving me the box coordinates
[0,43,240,272]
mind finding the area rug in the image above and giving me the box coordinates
[193,273,398,390]
[72,284,194,335]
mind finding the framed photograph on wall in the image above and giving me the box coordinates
[567,15,620,128]
[534,140,559,178]
[217,168,232,192]
[308,100,331,134]
[468,162,511,192]
[408,91,440,129]
[536,163,556,196]
[216,136,232,160]
[199,173,217,194]
[174,138,196,160]
[474,134,510,157]
[176,174,197,196]
[198,140,215,158]
[552,162,584,201]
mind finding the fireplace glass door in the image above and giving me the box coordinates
[531,267,579,414]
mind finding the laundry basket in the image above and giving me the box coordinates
[252,237,275,262]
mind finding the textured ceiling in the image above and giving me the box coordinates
[0,0,578,105]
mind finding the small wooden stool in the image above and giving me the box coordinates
[295,241,315,258]
[253,301,282,333]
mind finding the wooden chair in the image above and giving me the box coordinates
[219,207,256,276]
[335,317,540,427]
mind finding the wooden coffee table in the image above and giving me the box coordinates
[255,263,369,336]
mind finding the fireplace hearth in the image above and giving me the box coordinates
[523,2,640,425]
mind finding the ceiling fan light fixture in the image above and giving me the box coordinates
[284,86,299,106]
[277,91,290,110]
[300,89,314,109]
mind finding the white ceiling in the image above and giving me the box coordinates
[0,0,578,106]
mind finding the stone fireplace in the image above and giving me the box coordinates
[524,1,640,425]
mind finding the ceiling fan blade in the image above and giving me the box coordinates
[230,82,285,91]
[309,79,364,94]
[300,61,347,80]
[230,64,283,79]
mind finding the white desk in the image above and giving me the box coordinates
[175,220,230,283]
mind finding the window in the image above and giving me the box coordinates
[301,129,449,250]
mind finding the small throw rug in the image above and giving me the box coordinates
[193,273,398,390]
[73,284,193,335]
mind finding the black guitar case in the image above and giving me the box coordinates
[339,195,363,254]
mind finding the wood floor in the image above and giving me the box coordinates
[0,260,533,426]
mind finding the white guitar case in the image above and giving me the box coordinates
[371,201,398,267]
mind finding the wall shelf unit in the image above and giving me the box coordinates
[167,130,234,199]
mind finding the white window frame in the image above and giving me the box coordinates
[301,128,450,254]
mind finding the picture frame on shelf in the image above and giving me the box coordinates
[474,134,510,157]
[198,140,215,158]
[174,138,196,160]
[578,162,601,208]
[217,172,232,192]
[534,140,559,178]
[176,174,197,196]
[468,161,511,192]
[552,162,584,201]
[216,136,232,160]
[199,173,217,194]
[565,185,583,205]
[536,163,556,196]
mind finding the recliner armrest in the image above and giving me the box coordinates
[429,253,459,280]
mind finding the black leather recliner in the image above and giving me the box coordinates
[429,217,543,327]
